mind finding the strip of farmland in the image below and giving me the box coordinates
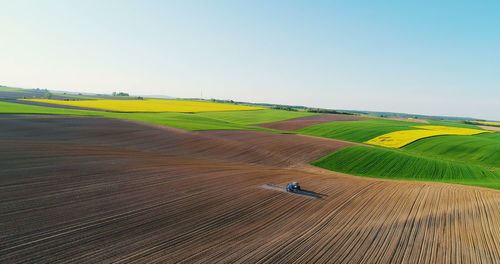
[255,114,370,131]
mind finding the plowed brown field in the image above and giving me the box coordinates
[255,114,370,131]
[1,115,499,263]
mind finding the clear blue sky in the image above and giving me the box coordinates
[1,0,499,120]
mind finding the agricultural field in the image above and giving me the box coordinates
[312,145,500,189]
[51,93,105,100]
[195,109,318,125]
[425,119,484,129]
[1,114,499,263]
[467,121,500,131]
[1,93,500,263]
[22,98,266,112]
[0,88,111,101]
[0,101,303,131]
[0,87,28,92]
[296,119,423,142]
[402,133,500,168]
[2,100,499,189]
[478,125,500,132]
[0,101,97,115]
[364,125,490,148]
[469,120,500,127]
[303,119,500,189]
[256,114,370,131]
[378,117,429,123]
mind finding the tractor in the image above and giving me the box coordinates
[286,182,301,192]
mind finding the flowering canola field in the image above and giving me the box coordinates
[365,125,492,148]
[473,121,500,127]
[22,99,265,113]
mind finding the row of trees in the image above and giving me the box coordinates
[305,108,354,115]
[112,92,129,96]
[206,98,355,115]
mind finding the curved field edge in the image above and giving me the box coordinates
[401,133,500,168]
[296,119,428,142]
[312,146,500,190]
[0,101,310,131]
[364,126,491,149]
[193,109,318,125]
[427,120,484,129]
[296,119,486,143]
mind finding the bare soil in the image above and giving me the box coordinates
[478,125,500,131]
[1,115,499,263]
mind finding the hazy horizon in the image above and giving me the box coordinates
[1,1,499,120]
[0,83,490,120]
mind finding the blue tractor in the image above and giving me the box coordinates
[286,182,301,192]
[263,182,322,198]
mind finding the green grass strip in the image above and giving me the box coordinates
[196,109,317,125]
[402,134,500,169]
[0,87,28,92]
[312,145,500,190]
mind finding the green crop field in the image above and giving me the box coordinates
[296,118,486,144]
[427,120,483,129]
[312,146,500,189]
[196,109,317,125]
[0,101,292,131]
[0,101,98,116]
[0,87,28,92]
[105,112,273,131]
[296,119,423,142]
[299,117,499,190]
[402,134,500,168]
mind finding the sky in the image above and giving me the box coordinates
[1,0,499,120]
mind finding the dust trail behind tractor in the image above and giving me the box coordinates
[262,184,325,199]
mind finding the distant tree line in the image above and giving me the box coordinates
[209,99,305,111]
[271,106,298,111]
[112,92,129,96]
[206,98,357,115]
[28,88,49,93]
[305,108,354,115]
[464,120,499,127]
[210,99,236,104]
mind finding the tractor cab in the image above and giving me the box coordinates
[286,182,301,192]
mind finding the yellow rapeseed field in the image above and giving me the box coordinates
[474,121,500,126]
[22,99,266,112]
[365,125,491,148]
